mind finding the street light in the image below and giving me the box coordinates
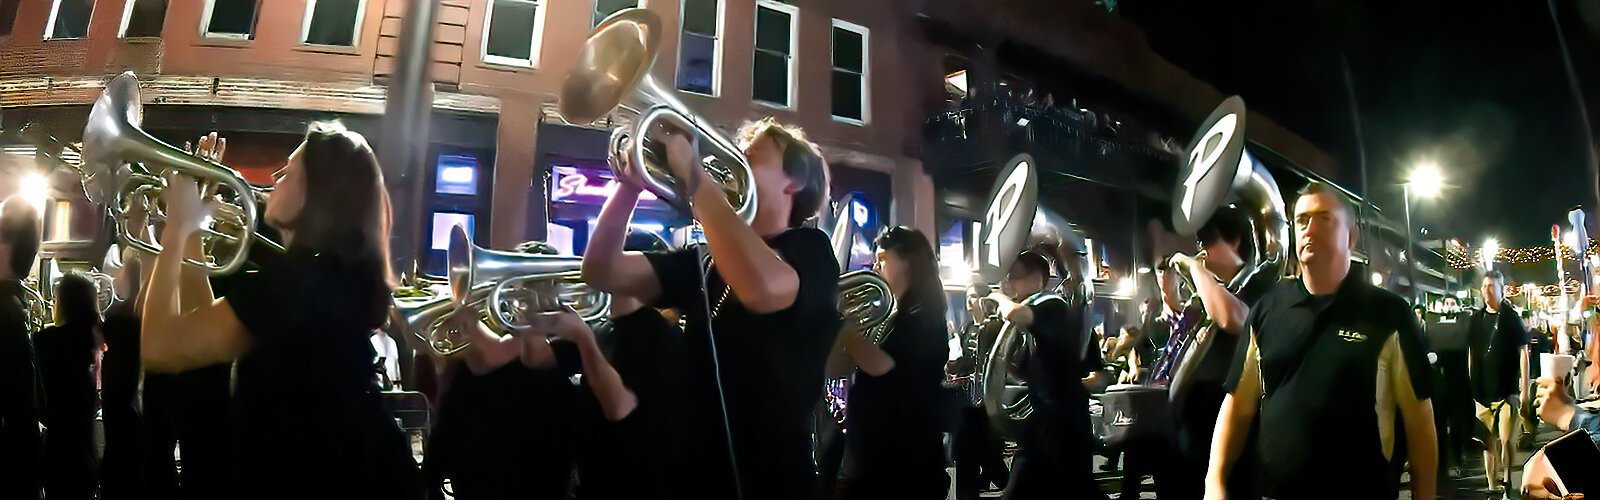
[1402,164,1445,305]
[1482,237,1500,269]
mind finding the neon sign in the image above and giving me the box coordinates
[550,166,661,205]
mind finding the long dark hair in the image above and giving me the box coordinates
[875,226,945,313]
[55,272,100,329]
[283,121,393,288]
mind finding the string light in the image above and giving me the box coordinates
[1444,241,1600,269]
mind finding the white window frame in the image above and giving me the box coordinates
[481,0,549,69]
[118,0,155,38]
[300,0,367,47]
[43,0,94,40]
[752,0,798,109]
[675,0,723,97]
[830,19,869,125]
[199,0,254,40]
[591,0,637,28]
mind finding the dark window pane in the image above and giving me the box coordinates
[832,70,862,120]
[754,7,789,54]
[682,0,716,35]
[208,0,258,36]
[753,51,788,105]
[124,0,167,37]
[305,0,359,45]
[487,0,536,60]
[832,27,863,72]
[51,0,93,38]
[677,32,715,94]
[592,0,634,27]
[0,0,20,37]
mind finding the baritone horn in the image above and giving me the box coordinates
[81,72,281,276]
[558,8,757,223]
[825,194,898,345]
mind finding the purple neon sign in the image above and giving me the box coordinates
[549,166,667,207]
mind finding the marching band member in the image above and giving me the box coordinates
[140,123,422,499]
[582,117,838,500]
[951,298,1010,500]
[984,251,1104,500]
[1207,182,1436,499]
[0,196,42,500]
[422,241,584,500]
[1164,206,1271,500]
[35,273,104,500]
[832,226,951,499]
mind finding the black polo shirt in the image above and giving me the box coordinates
[1224,270,1433,498]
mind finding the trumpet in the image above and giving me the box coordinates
[559,8,757,223]
[81,72,282,276]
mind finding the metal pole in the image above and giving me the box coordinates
[1404,184,1417,304]
[379,0,439,275]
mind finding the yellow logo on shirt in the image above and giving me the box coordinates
[1337,329,1367,343]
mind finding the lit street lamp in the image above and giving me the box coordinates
[1402,164,1444,304]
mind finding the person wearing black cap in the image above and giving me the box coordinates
[980,251,1104,500]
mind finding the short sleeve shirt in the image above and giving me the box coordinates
[1025,295,1093,417]
[1468,302,1531,404]
[845,297,949,467]
[223,249,418,497]
[643,227,841,499]
[577,307,688,499]
[1224,270,1434,498]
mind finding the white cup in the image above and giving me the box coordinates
[1540,353,1576,379]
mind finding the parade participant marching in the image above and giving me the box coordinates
[35,273,104,500]
[582,117,839,500]
[1467,269,1532,493]
[832,226,952,499]
[1206,182,1437,499]
[140,123,422,499]
[0,196,42,500]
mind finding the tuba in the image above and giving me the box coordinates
[558,8,757,224]
[964,153,1096,439]
[80,72,282,276]
[1153,96,1288,397]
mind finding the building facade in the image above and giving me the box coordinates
[0,0,942,274]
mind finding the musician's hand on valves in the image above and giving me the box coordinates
[159,171,209,238]
[550,308,596,346]
[656,125,705,193]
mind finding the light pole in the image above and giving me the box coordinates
[1403,164,1444,304]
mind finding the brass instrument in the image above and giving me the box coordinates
[961,153,1096,439]
[80,72,282,276]
[394,226,611,358]
[825,194,898,345]
[21,279,49,332]
[558,8,757,223]
[1157,96,1288,397]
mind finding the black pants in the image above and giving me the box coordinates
[100,355,141,499]
[954,405,1010,500]
[1435,350,1473,468]
[1002,411,1104,500]
[814,405,846,500]
[140,374,181,499]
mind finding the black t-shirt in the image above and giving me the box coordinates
[427,341,581,500]
[1188,273,1276,389]
[1224,271,1434,498]
[576,307,688,500]
[223,248,420,499]
[1024,295,1095,418]
[644,227,841,500]
[1468,303,1529,404]
[844,295,949,473]
[35,323,97,430]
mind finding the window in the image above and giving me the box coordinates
[48,200,71,243]
[303,0,363,46]
[201,0,259,39]
[752,1,797,107]
[592,0,635,28]
[483,0,547,67]
[44,0,94,39]
[676,0,719,95]
[0,0,20,37]
[830,20,868,123]
[435,154,479,196]
[120,0,167,38]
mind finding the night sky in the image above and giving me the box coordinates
[1120,0,1600,248]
